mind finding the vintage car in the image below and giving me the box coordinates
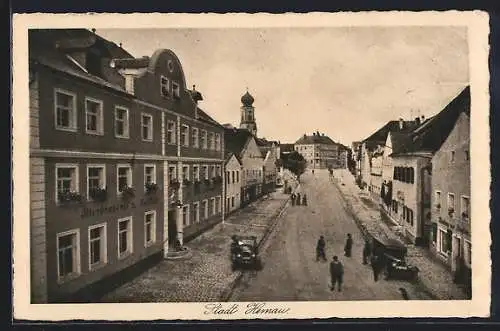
[371,236,419,282]
[230,235,263,271]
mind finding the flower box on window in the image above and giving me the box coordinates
[170,180,180,190]
[462,212,469,221]
[436,203,441,209]
[121,186,135,200]
[58,191,83,205]
[204,178,211,186]
[183,179,191,186]
[145,182,159,194]
[448,207,455,216]
[90,187,108,202]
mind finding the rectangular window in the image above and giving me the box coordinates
[182,165,190,181]
[144,164,156,187]
[160,76,170,97]
[88,224,107,269]
[167,120,176,144]
[236,171,240,183]
[87,165,105,200]
[447,193,455,213]
[85,97,103,135]
[202,200,208,219]
[211,198,216,216]
[216,196,221,214]
[193,202,200,223]
[201,130,208,149]
[182,205,189,226]
[216,165,221,177]
[231,196,235,207]
[56,164,79,203]
[465,150,469,161]
[435,191,442,207]
[192,127,199,148]
[181,125,189,147]
[232,171,235,183]
[168,165,177,182]
[117,165,132,193]
[54,89,77,131]
[57,230,80,281]
[438,228,451,255]
[226,171,230,184]
[118,217,133,258]
[451,151,455,162]
[464,240,472,266]
[172,81,180,98]
[461,196,470,220]
[215,133,221,151]
[208,132,215,150]
[193,165,200,181]
[114,106,130,138]
[141,113,153,141]
[144,211,156,247]
[203,165,209,180]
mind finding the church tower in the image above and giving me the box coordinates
[239,89,257,136]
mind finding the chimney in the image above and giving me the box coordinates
[193,85,199,119]
[119,42,123,48]
[415,117,421,125]
[399,118,404,130]
[421,115,425,122]
[91,28,96,34]
[322,133,325,136]
[312,132,316,136]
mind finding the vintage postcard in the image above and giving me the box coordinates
[12,11,491,320]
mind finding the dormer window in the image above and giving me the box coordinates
[172,81,180,99]
[160,76,170,98]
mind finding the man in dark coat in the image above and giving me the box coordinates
[362,240,372,264]
[296,193,301,206]
[291,193,296,206]
[329,255,344,292]
[370,254,383,281]
[316,235,327,261]
[344,233,353,257]
[302,194,308,206]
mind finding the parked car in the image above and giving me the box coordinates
[230,235,263,271]
[371,236,419,282]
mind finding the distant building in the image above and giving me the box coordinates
[239,90,258,136]
[294,132,346,169]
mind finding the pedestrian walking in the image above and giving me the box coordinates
[344,233,353,257]
[312,169,315,175]
[291,193,296,206]
[370,254,383,282]
[302,194,308,206]
[316,235,327,261]
[329,256,344,292]
[296,193,301,206]
[362,240,371,265]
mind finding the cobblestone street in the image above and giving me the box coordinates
[330,169,468,300]
[99,174,297,303]
[230,170,433,301]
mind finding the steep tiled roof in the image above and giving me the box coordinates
[29,29,132,94]
[362,120,417,149]
[224,128,258,160]
[295,133,336,145]
[255,137,278,147]
[197,108,224,128]
[392,86,470,156]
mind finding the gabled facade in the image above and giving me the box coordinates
[294,132,346,169]
[240,136,265,205]
[429,97,471,291]
[224,154,242,214]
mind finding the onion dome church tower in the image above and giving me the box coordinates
[239,89,257,136]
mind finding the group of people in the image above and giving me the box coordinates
[315,234,386,292]
[291,192,307,206]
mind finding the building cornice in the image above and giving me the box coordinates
[30,149,224,163]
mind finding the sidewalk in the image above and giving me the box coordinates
[100,176,298,303]
[330,169,468,300]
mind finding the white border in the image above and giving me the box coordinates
[13,11,491,320]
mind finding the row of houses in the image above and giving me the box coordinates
[354,86,471,288]
[29,29,278,303]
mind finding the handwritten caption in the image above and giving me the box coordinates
[204,303,291,315]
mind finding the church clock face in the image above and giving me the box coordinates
[167,60,174,72]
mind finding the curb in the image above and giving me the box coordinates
[331,178,441,300]
[219,180,300,302]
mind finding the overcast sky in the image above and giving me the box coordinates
[98,27,469,146]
